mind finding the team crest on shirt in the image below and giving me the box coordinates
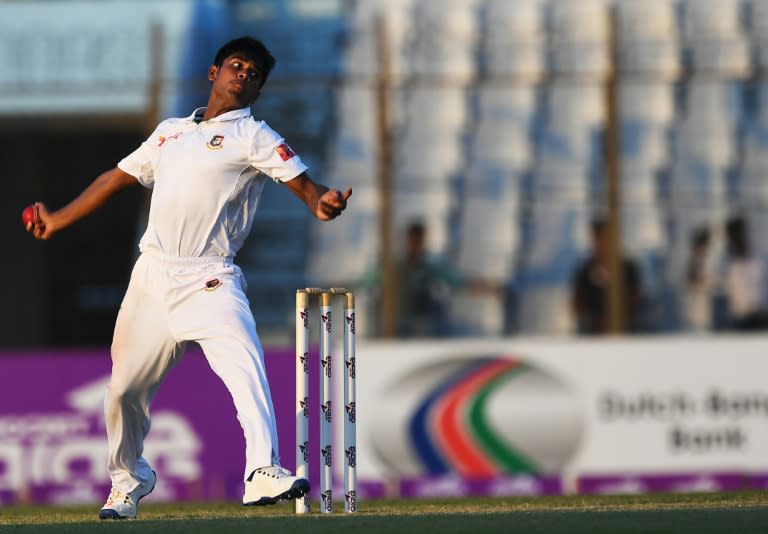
[275,143,296,161]
[206,135,225,150]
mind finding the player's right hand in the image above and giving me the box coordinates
[24,202,51,240]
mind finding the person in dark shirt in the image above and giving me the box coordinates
[570,218,643,334]
[394,220,462,337]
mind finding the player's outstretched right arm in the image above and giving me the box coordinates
[25,167,139,240]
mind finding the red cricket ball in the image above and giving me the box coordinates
[22,205,38,226]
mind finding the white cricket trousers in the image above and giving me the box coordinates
[105,252,278,494]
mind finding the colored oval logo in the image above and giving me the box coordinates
[370,356,584,478]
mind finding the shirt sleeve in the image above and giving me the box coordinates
[117,126,163,188]
[248,121,309,182]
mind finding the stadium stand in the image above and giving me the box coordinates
[298,0,768,337]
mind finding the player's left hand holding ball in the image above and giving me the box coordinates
[22,202,50,240]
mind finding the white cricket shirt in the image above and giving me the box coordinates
[118,106,308,258]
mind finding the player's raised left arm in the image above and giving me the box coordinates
[283,172,352,221]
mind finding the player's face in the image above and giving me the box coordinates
[209,54,265,107]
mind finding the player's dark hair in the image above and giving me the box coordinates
[213,36,276,84]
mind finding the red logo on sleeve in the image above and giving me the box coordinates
[275,143,296,161]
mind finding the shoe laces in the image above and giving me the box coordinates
[105,487,131,507]
[252,466,292,480]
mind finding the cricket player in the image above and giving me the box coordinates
[24,36,351,519]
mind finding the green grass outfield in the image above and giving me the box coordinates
[2,492,768,533]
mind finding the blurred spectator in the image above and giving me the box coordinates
[358,219,504,337]
[569,218,643,334]
[722,216,768,331]
[395,221,460,337]
[684,226,716,332]
[360,220,461,337]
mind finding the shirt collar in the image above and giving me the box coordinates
[186,106,252,123]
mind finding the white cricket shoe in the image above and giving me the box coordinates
[242,466,310,506]
[99,470,157,520]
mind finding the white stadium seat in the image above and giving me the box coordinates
[749,0,768,73]
[620,120,671,172]
[516,285,575,334]
[531,156,593,203]
[548,0,609,41]
[752,80,768,124]
[481,38,546,81]
[537,83,605,165]
[399,87,470,133]
[685,79,744,122]
[393,138,466,180]
[619,82,676,124]
[449,293,507,336]
[474,85,539,125]
[483,0,546,38]
[616,0,678,41]
[480,0,547,81]
[674,118,736,168]
[339,0,416,80]
[545,83,605,127]
[324,87,379,184]
[619,164,660,205]
[689,36,751,76]
[408,0,480,82]
[681,0,743,41]
[550,40,610,79]
[668,160,729,224]
[391,87,469,178]
[751,0,768,33]
[619,38,680,80]
[454,191,521,280]
[621,204,666,255]
[522,203,591,281]
[743,207,768,257]
[738,122,768,204]
[616,0,679,77]
[548,0,610,78]
[468,122,533,170]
